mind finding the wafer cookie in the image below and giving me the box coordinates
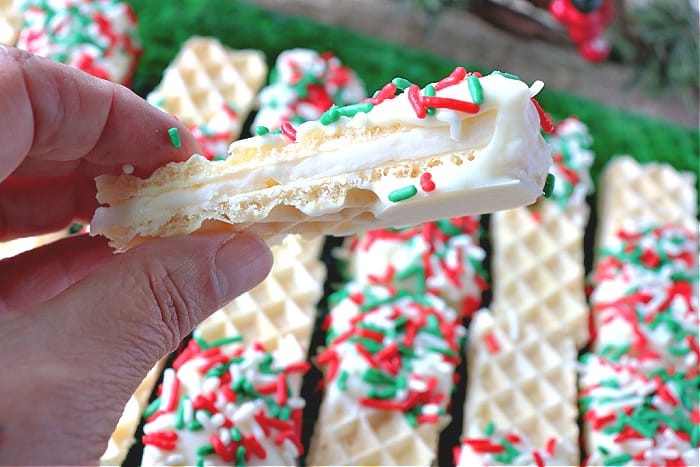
[92,69,553,251]
[15,0,142,85]
[251,48,365,132]
[307,283,465,465]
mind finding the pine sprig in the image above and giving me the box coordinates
[608,0,699,101]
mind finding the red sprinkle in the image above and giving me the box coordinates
[434,66,468,91]
[276,373,288,406]
[142,431,178,451]
[462,438,506,454]
[416,414,440,424]
[211,434,235,462]
[280,121,297,142]
[532,450,545,467]
[243,433,267,459]
[421,95,480,114]
[545,437,557,456]
[531,98,554,133]
[483,332,500,354]
[420,172,436,192]
[407,84,426,118]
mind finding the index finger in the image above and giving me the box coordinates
[0,46,201,181]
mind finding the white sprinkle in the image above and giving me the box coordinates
[159,368,176,410]
[436,109,463,140]
[183,397,193,424]
[164,453,185,464]
[529,80,544,97]
[121,163,134,174]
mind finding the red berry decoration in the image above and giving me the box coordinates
[549,0,615,62]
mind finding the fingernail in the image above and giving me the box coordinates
[214,233,272,300]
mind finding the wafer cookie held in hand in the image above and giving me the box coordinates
[91,68,553,251]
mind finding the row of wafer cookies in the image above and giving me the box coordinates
[457,117,596,466]
[135,47,368,465]
[580,156,698,466]
[306,212,488,463]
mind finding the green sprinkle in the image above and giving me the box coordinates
[255,125,270,136]
[187,419,203,431]
[236,445,247,466]
[272,129,282,135]
[350,337,383,353]
[598,446,610,456]
[406,411,418,427]
[484,421,495,436]
[467,75,483,104]
[392,77,413,90]
[174,396,188,430]
[542,173,556,198]
[388,185,418,203]
[490,70,521,81]
[196,444,216,457]
[205,364,228,378]
[192,333,209,350]
[231,426,242,443]
[337,101,374,118]
[168,127,181,148]
[196,456,204,467]
[424,84,436,116]
[68,223,84,234]
[362,368,396,385]
[144,396,162,418]
[320,105,341,125]
[206,335,243,349]
[604,453,632,466]
[233,377,246,393]
[279,405,291,421]
[337,370,349,391]
[368,385,397,399]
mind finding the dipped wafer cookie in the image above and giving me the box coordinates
[581,157,699,466]
[307,283,465,465]
[91,68,553,250]
[15,0,142,85]
[489,116,594,348]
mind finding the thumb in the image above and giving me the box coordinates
[0,232,272,463]
[52,232,273,365]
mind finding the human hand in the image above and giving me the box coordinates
[0,47,273,464]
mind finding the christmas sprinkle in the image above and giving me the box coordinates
[168,127,181,149]
[16,0,142,86]
[141,334,308,465]
[318,284,465,428]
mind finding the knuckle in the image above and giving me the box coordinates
[138,259,198,351]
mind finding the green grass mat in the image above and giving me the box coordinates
[127,0,699,202]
